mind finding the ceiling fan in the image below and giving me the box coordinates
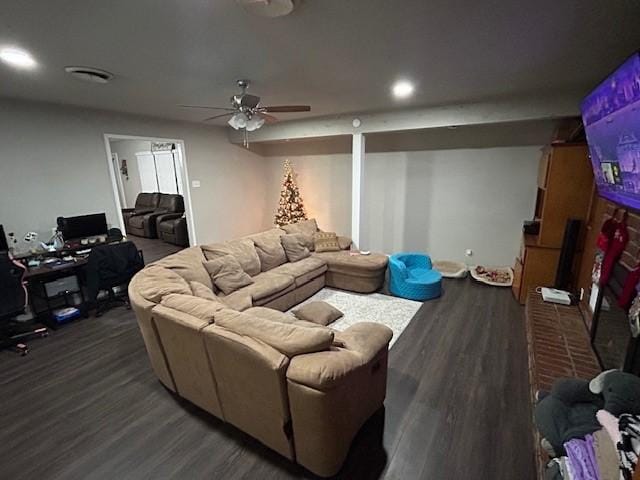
[180,79,311,146]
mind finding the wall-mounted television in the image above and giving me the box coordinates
[581,52,640,210]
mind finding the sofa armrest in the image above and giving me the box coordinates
[130,208,156,216]
[122,207,136,214]
[286,322,392,390]
[156,212,184,224]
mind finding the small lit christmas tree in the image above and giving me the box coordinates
[275,159,307,226]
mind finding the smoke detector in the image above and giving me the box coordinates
[235,0,297,17]
[64,66,113,84]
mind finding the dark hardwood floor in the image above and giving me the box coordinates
[126,234,184,264]
[0,278,534,480]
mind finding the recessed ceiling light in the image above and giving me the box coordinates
[392,80,414,99]
[0,47,37,69]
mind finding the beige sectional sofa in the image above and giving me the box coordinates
[128,219,391,477]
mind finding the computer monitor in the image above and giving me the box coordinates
[58,213,108,241]
[0,224,8,252]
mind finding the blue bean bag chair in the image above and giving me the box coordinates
[389,253,442,301]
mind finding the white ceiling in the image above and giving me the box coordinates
[1,0,639,124]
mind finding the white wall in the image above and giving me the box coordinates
[361,146,540,265]
[109,139,149,208]
[0,98,268,248]
[263,155,352,234]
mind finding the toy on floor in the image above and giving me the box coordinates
[534,370,640,457]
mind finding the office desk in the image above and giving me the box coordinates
[23,258,89,329]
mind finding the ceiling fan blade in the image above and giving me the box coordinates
[258,112,279,124]
[202,112,235,122]
[261,105,311,113]
[179,104,236,111]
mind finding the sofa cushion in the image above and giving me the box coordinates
[282,218,318,236]
[190,281,218,301]
[204,255,254,295]
[313,232,341,253]
[250,229,288,271]
[153,246,213,290]
[245,307,333,330]
[214,308,334,358]
[311,251,389,276]
[219,290,253,311]
[160,293,225,323]
[271,257,327,287]
[128,215,146,229]
[292,301,344,326]
[201,239,261,277]
[337,236,353,251]
[245,271,295,302]
[281,233,311,263]
[134,266,192,303]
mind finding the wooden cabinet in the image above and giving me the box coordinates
[512,143,593,304]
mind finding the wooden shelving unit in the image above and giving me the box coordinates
[512,143,594,304]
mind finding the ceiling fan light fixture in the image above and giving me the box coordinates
[228,112,249,130]
[245,116,265,132]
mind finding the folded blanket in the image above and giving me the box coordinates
[565,434,599,480]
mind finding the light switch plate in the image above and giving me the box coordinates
[191,180,201,188]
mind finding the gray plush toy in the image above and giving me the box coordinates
[534,370,640,457]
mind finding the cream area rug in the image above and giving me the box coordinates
[289,288,422,348]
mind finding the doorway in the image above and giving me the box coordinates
[103,134,196,258]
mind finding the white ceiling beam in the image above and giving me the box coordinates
[229,94,579,144]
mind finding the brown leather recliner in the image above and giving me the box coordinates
[122,192,160,223]
[157,215,189,247]
[127,194,184,238]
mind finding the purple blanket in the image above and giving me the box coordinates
[565,434,599,480]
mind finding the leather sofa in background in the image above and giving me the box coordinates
[121,192,160,223]
[126,193,184,239]
[128,219,391,477]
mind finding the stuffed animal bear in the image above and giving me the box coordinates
[534,370,640,456]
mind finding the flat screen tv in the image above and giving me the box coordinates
[58,213,108,240]
[581,52,640,210]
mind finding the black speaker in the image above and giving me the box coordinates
[554,218,581,290]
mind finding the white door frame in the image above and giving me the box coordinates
[110,152,127,207]
[103,133,197,246]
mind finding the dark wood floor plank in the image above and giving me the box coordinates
[0,277,535,479]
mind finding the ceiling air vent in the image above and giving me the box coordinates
[64,66,113,84]
[235,0,297,17]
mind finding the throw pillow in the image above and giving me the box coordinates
[337,235,353,250]
[282,219,317,251]
[313,231,341,253]
[281,233,311,263]
[203,255,254,295]
[201,239,261,276]
[292,301,344,326]
[252,234,287,271]
[190,281,218,301]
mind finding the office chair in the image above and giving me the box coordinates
[84,241,144,317]
[0,252,48,355]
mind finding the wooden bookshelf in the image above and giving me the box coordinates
[512,144,594,304]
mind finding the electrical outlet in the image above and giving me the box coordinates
[191,180,201,188]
